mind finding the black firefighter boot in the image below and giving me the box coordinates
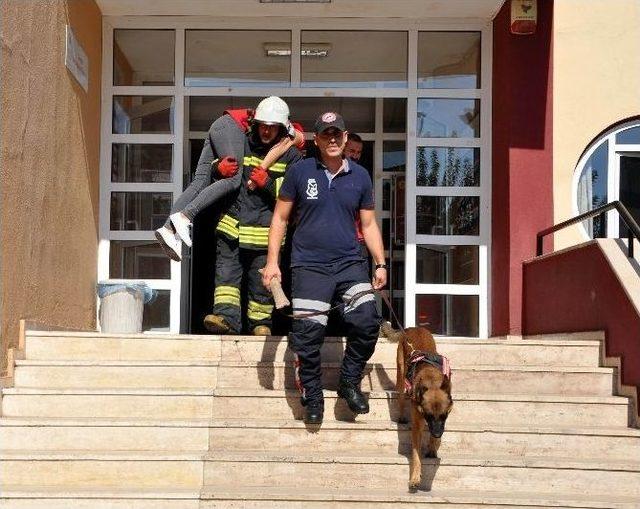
[337,378,369,414]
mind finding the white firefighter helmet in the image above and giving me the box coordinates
[253,96,290,127]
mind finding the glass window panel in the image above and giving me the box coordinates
[113,30,175,86]
[418,32,481,89]
[382,180,391,211]
[110,241,171,279]
[383,98,406,133]
[417,99,480,138]
[383,141,406,173]
[416,245,479,284]
[287,97,376,134]
[111,144,173,183]
[416,295,478,336]
[301,31,407,88]
[619,155,640,238]
[189,96,377,135]
[188,96,255,132]
[416,147,480,186]
[188,138,206,191]
[391,260,405,291]
[185,30,291,87]
[113,96,174,134]
[577,140,608,238]
[110,192,172,231]
[143,290,170,331]
[615,126,640,144]
[382,218,391,250]
[416,196,480,236]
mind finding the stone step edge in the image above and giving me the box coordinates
[217,362,613,374]
[2,387,628,404]
[12,360,613,374]
[26,331,604,346]
[0,486,199,499]
[14,360,219,367]
[1,485,635,508]
[2,417,638,437]
[2,450,640,472]
[201,485,636,508]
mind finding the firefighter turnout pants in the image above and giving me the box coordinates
[289,259,381,406]
[212,235,273,333]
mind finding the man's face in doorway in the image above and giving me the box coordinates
[344,139,363,162]
[314,128,347,159]
[257,123,280,145]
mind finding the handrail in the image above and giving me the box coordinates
[536,200,640,258]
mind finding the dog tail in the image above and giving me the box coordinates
[380,321,403,342]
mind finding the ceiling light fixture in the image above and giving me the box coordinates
[260,0,331,3]
[264,43,331,58]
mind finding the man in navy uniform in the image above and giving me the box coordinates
[262,112,386,424]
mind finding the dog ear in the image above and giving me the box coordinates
[440,375,451,394]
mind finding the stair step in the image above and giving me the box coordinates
[219,336,603,367]
[202,451,640,497]
[24,332,221,362]
[3,387,627,425]
[1,388,214,419]
[2,417,638,458]
[25,331,603,368]
[215,361,614,395]
[13,360,218,389]
[11,359,614,395]
[210,388,631,427]
[200,485,640,508]
[2,485,637,509]
[2,450,639,498]
[0,487,200,509]
[0,451,203,489]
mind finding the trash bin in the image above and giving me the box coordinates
[97,281,156,333]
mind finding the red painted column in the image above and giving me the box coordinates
[491,1,554,335]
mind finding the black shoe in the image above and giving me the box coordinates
[304,401,324,424]
[337,379,369,414]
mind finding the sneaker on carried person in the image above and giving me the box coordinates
[252,325,271,336]
[170,212,193,247]
[154,226,182,262]
[203,314,232,334]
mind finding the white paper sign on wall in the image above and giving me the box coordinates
[65,25,89,92]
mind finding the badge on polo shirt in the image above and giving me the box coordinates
[306,178,318,200]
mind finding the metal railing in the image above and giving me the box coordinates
[536,200,640,258]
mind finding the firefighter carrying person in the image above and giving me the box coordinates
[261,112,386,424]
[155,97,304,262]
[203,97,304,336]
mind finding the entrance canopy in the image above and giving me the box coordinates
[95,0,506,20]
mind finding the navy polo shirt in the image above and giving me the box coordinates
[279,157,374,266]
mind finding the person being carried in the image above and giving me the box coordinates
[203,99,303,336]
[261,112,387,424]
[155,96,305,261]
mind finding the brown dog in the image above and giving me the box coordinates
[382,322,453,491]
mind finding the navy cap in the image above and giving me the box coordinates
[313,111,346,134]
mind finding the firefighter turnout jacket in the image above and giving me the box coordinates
[216,137,303,249]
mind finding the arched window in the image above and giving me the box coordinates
[574,119,640,238]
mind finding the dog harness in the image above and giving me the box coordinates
[404,350,452,395]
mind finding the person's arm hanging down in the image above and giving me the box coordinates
[261,198,294,289]
[359,208,387,290]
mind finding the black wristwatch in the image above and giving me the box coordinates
[374,263,387,270]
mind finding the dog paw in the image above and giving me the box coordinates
[408,480,420,493]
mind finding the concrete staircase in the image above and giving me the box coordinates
[1,330,639,508]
